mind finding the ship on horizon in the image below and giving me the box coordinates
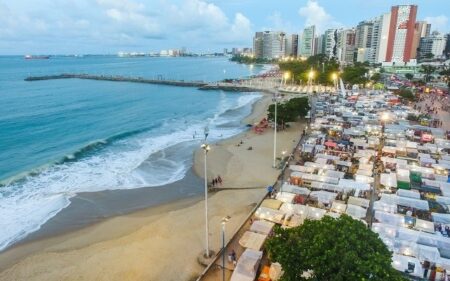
[24,55,50,60]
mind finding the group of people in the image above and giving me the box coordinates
[422,260,448,281]
[211,175,222,187]
[435,223,450,237]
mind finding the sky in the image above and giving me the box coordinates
[0,0,449,55]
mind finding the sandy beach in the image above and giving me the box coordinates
[0,94,305,281]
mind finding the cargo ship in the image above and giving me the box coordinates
[24,55,50,60]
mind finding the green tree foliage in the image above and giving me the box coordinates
[395,89,416,102]
[267,97,310,125]
[439,67,450,88]
[278,54,340,86]
[341,62,369,85]
[266,215,406,281]
[230,54,273,64]
[420,65,437,82]
[370,72,382,82]
[405,73,414,80]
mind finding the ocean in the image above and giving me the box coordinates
[0,56,266,251]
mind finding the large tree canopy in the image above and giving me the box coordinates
[266,215,406,281]
[341,62,369,85]
[267,97,310,125]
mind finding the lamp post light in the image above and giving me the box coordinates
[201,126,211,258]
[221,216,231,281]
[332,72,338,91]
[308,69,315,93]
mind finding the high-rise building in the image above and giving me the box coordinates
[299,26,316,57]
[253,32,264,58]
[262,31,286,59]
[355,20,373,62]
[445,34,450,58]
[376,12,392,63]
[337,29,356,64]
[285,34,299,57]
[410,21,432,60]
[419,32,447,59]
[385,5,418,63]
[324,29,338,59]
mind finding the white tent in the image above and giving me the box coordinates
[239,231,267,250]
[347,196,370,208]
[230,249,263,281]
[310,191,337,204]
[380,173,397,188]
[414,219,435,233]
[432,213,450,224]
[255,207,285,224]
[345,204,367,219]
[331,201,347,213]
[289,165,315,174]
[279,203,308,216]
[324,170,345,179]
[338,179,370,191]
[355,174,374,184]
[397,189,420,199]
[276,192,296,203]
[374,211,405,226]
[391,254,422,277]
[281,184,310,195]
[250,220,274,235]
[380,193,429,211]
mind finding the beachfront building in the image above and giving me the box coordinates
[385,5,418,63]
[355,20,373,63]
[299,25,316,58]
[253,32,264,59]
[285,34,299,57]
[323,29,338,59]
[337,28,356,65]
[253,31,286,59]
[419,32,448,59]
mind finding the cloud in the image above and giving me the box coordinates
[265,11,297,33]
[424,15,449,33]
[0,0,253,54]
[298,0,343,33]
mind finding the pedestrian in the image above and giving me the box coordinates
[212,178,217,187]
[218,175,222,185]
[430,263,437,281]
[230,250,237,266]
[423,260,431,279]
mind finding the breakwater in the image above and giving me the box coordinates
[25,73,208,87]
[24,73,280,94]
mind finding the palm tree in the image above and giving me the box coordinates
[420,65,436,82]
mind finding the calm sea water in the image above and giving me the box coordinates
[0,56,266,250]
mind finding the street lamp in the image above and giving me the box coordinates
[221,216,231,281]
[201,127,211,258]
[331,72,338,90]
[308,69,315,93]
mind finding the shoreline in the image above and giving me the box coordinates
[0,92,305,281]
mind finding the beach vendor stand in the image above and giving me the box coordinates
[230,249,263,281]
[239,231,267,250]
[250,220,274,235]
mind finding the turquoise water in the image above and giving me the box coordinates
[0,56,265,250]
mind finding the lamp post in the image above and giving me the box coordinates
[221,216,231,281]
[201,126,211,257]
[308,68,315,93]
[332,72,338,91]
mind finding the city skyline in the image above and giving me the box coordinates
[0,0,449,55]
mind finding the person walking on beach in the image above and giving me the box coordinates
[218,175,222,185]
